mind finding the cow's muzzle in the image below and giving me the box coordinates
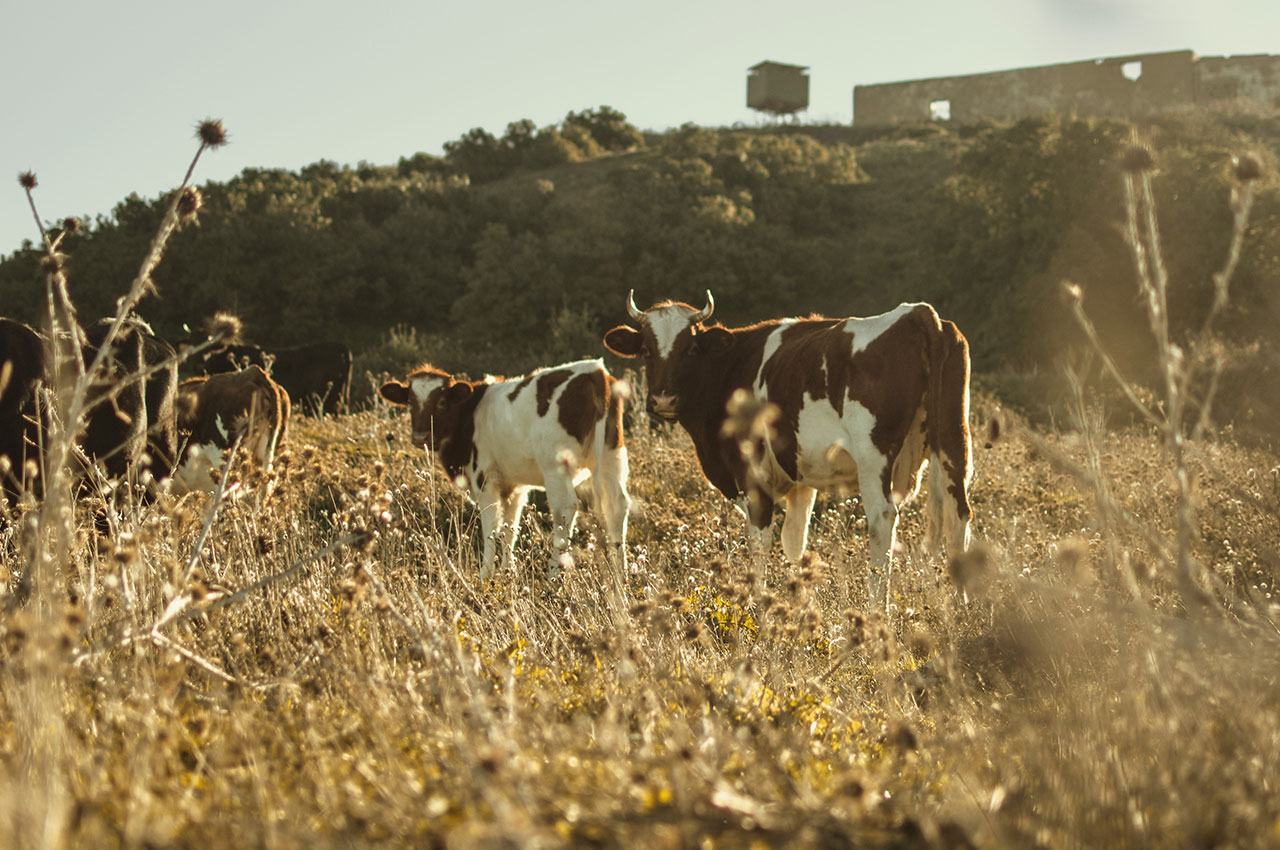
[649,393,679,421]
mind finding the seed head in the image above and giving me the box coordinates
[176,185,204,229]
[1120,144,1156,173]
[204,311,243,343]
[196,119,228,149]
[1233,153,1262,183]
[18,172,37,190]
[61,217,80,234]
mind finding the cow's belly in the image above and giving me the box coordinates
[791,397,881,492]
[478,441,591,492]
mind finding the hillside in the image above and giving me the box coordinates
[3,112,1280,849]
[3,109,1279,434]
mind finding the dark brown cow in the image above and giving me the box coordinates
[79,318,180,486]
[379,358,630,581]
[200,342,350,416]
[174,365,290,494]
[1,318,46,504]
[604,291,972,605]
[2,316,181,509]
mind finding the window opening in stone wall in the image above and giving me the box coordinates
[1122,61,1143,81]
[929,99,952,121]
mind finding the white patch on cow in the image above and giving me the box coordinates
[753,319,797,392]
[173,441,226,494]
[843,302,923,354]
[647,304,700,359]
[793,395,884,491]
[409,374,447,406]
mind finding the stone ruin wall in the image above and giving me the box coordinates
[853,50,1280,126]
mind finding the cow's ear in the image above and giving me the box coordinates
[603,325,643,358]
[695,326,733,354]
[379,381,411,406]
[444,381,474,405]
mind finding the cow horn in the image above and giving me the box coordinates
[692,290,715,323]
[627,289,643,322]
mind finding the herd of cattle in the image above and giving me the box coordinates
[0,316,350,503]
[2,293,973,602]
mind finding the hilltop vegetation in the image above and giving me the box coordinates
[3,107,1279,425]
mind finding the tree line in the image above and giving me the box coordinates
[3,107,1277,431]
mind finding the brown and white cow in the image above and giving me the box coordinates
[379,359,630,582]
[174,365,290,494]
[198,341,352,416]
[604,291,972,604]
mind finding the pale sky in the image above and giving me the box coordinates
[4,0,1277,256]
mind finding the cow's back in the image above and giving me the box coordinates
[475,361,613,476]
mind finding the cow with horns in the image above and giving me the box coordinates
[379,359,630,582]
[603,291,972,604]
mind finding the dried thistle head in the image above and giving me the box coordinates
[1120,144,1156,174]
[204,311,243,343]
[948,542,993,599]
[60,217,80,234]
[176,185,204,229]
[1233,153,1262,183]
[18,172,37,190]
[196,119,228,149]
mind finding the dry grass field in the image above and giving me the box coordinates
[5,125,1280,849]
[3,390,1280,849]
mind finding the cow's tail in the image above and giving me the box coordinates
[925,312,973,557]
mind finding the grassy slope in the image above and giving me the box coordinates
[2,391,1279,848]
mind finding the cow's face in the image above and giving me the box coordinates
[603,290,729,421]
[378,371,473,449]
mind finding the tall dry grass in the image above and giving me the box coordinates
[1,129,1279,850]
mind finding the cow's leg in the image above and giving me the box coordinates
[592,445,631,572]
[780,484,818,561]
[543,469,580,578]
[859,463,899,611]
[500,488,530,572]
[741,486,775,559]
[476,484,505,583]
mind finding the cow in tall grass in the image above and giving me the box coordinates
[174,365,290,495]
[380,359,630,582]
[604,291,972,604]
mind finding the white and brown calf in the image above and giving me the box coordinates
[174,365,290,494]
[379,358,630,581]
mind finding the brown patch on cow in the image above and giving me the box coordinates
[604,376,624,449]
[1,318,47,502]
[557,370,606,444]
[535,369,572,417]
[506,373,537,403]
[934,319,973,520]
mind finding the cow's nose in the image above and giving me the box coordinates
[411,432,430,446]
[650,393,679,420]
